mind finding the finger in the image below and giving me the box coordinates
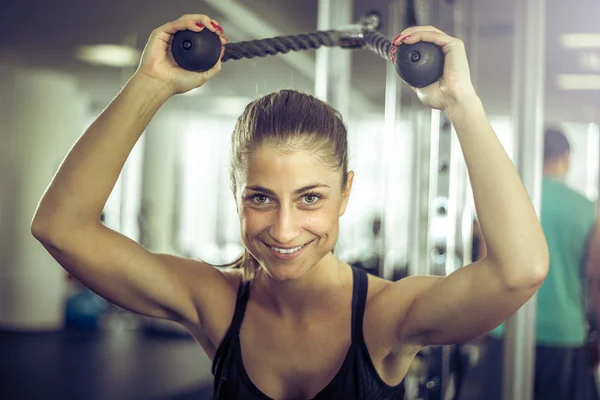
[392,25,448,45]
[156,15,214,36]
[178,14,217,32]
[209,20,226,36]
[400,31,458,53]
[209,20,228,44]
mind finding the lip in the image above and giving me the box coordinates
[263,240,312,261]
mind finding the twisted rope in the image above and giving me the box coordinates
[362,29,393,61]
[221,29,394,63]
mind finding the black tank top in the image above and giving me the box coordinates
[211,267,406,399]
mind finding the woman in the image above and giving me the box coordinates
[31,13,549,400]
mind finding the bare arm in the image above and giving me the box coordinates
[378,26,548,349]
[32,74,170,230]
[31,15,232,327]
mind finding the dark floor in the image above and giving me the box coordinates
[0,326,214,400]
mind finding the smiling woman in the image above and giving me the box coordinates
[225,90,353,282]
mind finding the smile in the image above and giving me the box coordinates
[263,241,312,260]
[270,244,305,254]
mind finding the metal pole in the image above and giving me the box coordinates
[458,0,480,268]
[315,0,353,118]
[407,0,442,279]
[502,0,547,399]
[380,0,405,281]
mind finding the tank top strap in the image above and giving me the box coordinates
[351,267,369,344]
[230,278,252,334]
[211,278,252,378]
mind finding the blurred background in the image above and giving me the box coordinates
[0,0,599,399]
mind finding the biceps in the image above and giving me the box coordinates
[401,260,538,346]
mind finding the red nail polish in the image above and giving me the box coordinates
[392,33,403,44]
[400,34,412,42]
[196,23,204,28]
[211,21,224,32]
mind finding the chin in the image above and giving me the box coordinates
[261,262,311,282]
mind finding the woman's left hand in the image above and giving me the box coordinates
[391,26,478,112]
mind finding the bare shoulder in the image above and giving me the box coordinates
[364,274,445,350]
[155,254,239,291]
[220,266,245,290]
[157,255,243,349]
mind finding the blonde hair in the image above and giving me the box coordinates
[224,89,349,281]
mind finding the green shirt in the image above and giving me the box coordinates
[491,177,596,346]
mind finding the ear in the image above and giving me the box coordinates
[338,171,354,216]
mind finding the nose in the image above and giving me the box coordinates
[269,204,301,245]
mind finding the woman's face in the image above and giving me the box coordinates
[236,143,353,282]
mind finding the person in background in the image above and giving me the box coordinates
[471,127,600,400]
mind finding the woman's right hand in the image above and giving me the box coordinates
[135,14,228,96]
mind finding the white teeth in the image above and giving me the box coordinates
[271,245,304,254]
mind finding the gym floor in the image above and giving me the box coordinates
[0,325,214,400]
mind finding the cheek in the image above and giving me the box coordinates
[240,208,267,235]
[302,204,341,234]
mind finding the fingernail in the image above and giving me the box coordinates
[211,21,224,33]
[196,23,204,29]
[392,33,403,44]
[400,34,412,42]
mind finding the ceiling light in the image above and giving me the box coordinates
[560,34,600,49]
[555,74,600,90]
[75,44,141,68]
[578,52,600,71]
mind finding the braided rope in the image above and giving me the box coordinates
[220,29,394,63]
[362,29,393,61]
[221,30,339,62]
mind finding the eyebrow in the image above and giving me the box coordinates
[245,184,330,197]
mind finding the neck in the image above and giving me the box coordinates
[544,169,565,180]
[543,164,565,179]
[255,253,348,319]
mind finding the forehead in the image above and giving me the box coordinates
[241,145,338,190]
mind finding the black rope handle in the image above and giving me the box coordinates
[221,30,340,62]
[171,24,444,88]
